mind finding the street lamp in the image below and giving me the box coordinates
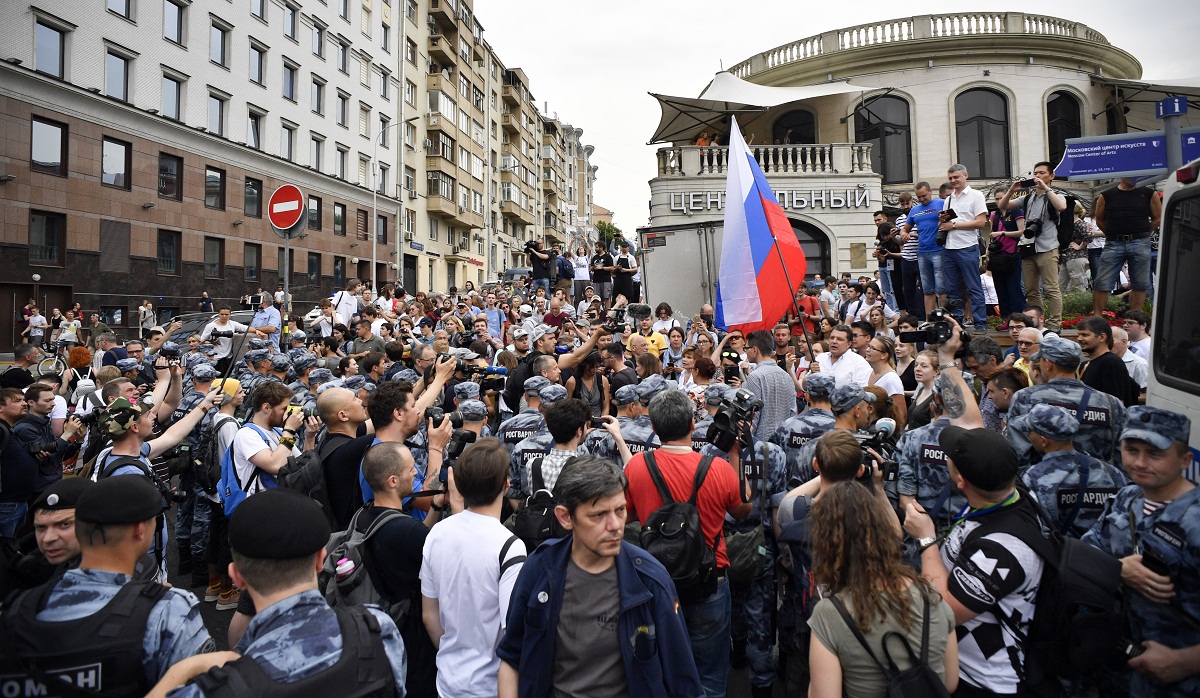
[372,115,421,295]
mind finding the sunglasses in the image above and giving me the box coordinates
[1016,340,1039,347]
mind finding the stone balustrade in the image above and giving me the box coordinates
[655,144,873,177]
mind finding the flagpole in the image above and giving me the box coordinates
[767,234,818,367]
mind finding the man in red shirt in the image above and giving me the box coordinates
[625,388,751,698]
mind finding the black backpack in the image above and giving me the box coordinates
[968,487,1127,689]
[194,415,239,496]
[829,594,952,698]
[777,494,818,642]
[510,456,569,551]
[638,451,718,604]
[276,433,350,528]
[189,605,395,698]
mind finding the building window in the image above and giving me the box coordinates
[310,136,322,170]
[379,116,390,147]
[249,44,266,84]
[283,4,298,40]
[337,42,349,73]
[404,79,416,107]
[406,0,417,22]
[333,256,345,288]
[244,242,261,281]
[105,51,130,102]
[376,214,387,244]
[307,252,321,286]
[405,38,417,65]
[247,112,263,149]
[359,106,371,137]
[360,5,371,37]
[251,0,266,19]
[339,0,349,20]
[204,237,224,278]
[205,166,226,209]
[405,121,416,149]
[404,209,415,235]
[245,177,262,216]
[208,94,226,135]
[769,109,816,145]
[35,21,65,78]
[1047,91,1082,171]
[380,23,390,50]
[107,0,131,19]
[312,23,325,57]
[335,146,348,179]
[336,93,349,126]
[283,63,297,101]
[30,117,67,176]
[404,166,415,192]
[955,88,1010,180]
[308,195,322,230]
[163,1,184,44]
[356,209,369,240]
[854,95,912,185]
[380,71,390,100]
[358,157,369,187]
[333,202,346,235]
[311,78,325,114]
[428,217,438,241]
[101,137,131,190]
[29,210,65,266]
[157,230,182,275]
[428,171,454,200]
[378,165,389,195]
[161,74,181,119]
[158,153,182,199]
[210,22,229,66]
[281,124,295,160]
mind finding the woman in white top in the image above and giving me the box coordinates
[866,306,894,340]
[571,247,592,301]
[652,302,681,335]
[852,283,899,326]
[864,335,907,427]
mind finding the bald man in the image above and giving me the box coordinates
[315,387,373,530]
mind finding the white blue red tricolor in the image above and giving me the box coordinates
[714,117,807,334]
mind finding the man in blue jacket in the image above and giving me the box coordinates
[497,455,703,698]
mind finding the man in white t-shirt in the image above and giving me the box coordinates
[24,307,47,348]
[230,381,312,498]
[332,278,362,328]
[57,311,82,348]
[200,305,249,372]
[811,325,871,388]
[421,438,526,698]
[939,164,989,331]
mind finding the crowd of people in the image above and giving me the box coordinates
[0,168,1193,697]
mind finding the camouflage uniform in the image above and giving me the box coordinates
[585,415,661,464]
[35,568,213,685]
[508,430,556,501]
[166,589,406,697]
[1082,406,1200,698]
[770,406,837,494]
[496,408,546,459]
[692,415,714,452]
[168,380,212,574]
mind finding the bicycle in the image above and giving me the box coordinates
[36,341,67,377]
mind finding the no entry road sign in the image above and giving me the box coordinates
[267,184,306,232]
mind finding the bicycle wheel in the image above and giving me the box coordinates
[36,357,64,377]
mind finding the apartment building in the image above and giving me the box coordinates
[0,0,596,349]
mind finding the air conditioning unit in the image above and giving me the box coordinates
[458,205,466,213]
[404,232,414,241]
[428,115,440,127]
[407,189,417,199]
[491,196,497,203]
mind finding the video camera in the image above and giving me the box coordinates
[897,306,970,358]
[602,307,627,334]
[852,418,899,489]
[207,328,247,339]
[706,388,763,454]
[439,429,478,484]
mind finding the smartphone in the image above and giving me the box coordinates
[1018,177,1037,188]
[590,417,607,428]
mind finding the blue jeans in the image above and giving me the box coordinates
[0,501,28,539]
[943,246,988,327]
[900,259,925,319]
[1095,237,1152,292]
[683,576,732,698]
[530,277,551,292]
[1087,247,1104,286]
[994,266,1026,318]
[917,251,946,296]
[878,266,898,310]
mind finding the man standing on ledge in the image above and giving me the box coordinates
[939,164,990,331]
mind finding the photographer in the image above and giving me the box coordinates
[997,162,1068,332]
[612,240,639,304]
[590,240,615,306]
[526,239,553,293]
[200,306,248,374]
[873,210,902,310]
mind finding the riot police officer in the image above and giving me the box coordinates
[509,383,569,502]
[691,383,735,452]
[585,384,660,461]
[770,372,837,493]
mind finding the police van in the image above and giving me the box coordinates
[1147,157,1200,479]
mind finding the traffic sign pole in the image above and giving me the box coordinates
[1158,96,1188,174]
[268,185,308,347]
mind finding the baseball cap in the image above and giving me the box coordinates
[1011,404,1078,442]
[939,426,1018,491]
[1121,405,1191,450]
[830,383,875,415]
[512,327,530,340]
[1032,334,1083,368]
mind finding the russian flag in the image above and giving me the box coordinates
[714,117,807,333]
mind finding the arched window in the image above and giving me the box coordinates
[955,89,1010,179]
[854,95,912,184]
[790,219,831,278]
[772,109,816,145]
[1047,91,1082,168]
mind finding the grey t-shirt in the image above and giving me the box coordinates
[808,584,955,698]
[553,560,629,698]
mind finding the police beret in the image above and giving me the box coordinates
[704,383,734,406]
[308,368,334,385]
[32,477,93,512]
[289,330,307,342]
[1122,405,1191,450]
[161,341,182,355]
[539,384,569,404]
[392,368,421,384]
[830,383,874,415]
[458,399,487,422]
[184,353,211,369]
[269,354,292,371]
[1023,404,1079,441]
[636,374,670,403]
[805,372,837,399]
[245,349,271,364]
[228,488,331,560]
[1031,334,1082,367]
[939,426,1018,491]
[613,384,640,407]
[454,381,480,400]
[191,363,219,382]
[247,338,272,350]
[75,475,163,524]
[524,376,550,395]
[292,354,318,374]
[115,358,140,373]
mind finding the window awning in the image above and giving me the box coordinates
[648,71,867,144]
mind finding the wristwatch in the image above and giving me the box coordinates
[916,536,938,554]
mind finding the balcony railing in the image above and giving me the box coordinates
[655,144,873,177]
[731,13,1109,78]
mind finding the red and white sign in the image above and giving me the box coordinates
[267,184,305,230]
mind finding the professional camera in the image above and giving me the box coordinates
[286,404,317,419]
[425,406,464,429]
[706,388,763,454]
[1023,217,1043,240]
[463,364,507,377]
[159,342,182,359]
[852,418,899,488]
[207,328,245,339]
[480,376,506,393]
[602,307,627,334]
[439,429,478,483]
[935,209,958,248]
[897,306,969,357]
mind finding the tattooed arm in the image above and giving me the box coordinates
[936,319,984,429]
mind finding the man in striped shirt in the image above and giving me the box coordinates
[895,192,924,319]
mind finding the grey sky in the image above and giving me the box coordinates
[475,1,1199,235]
